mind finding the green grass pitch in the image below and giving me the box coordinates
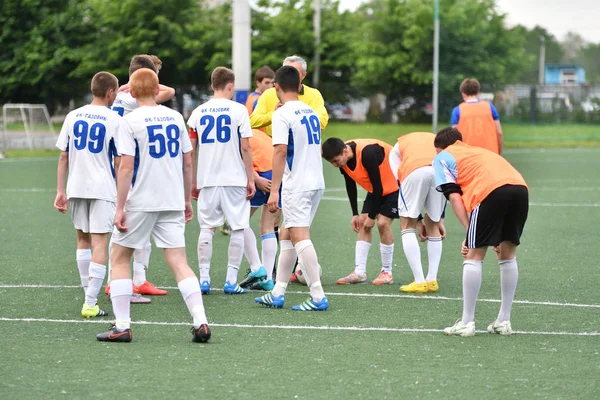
[1,128,599,398]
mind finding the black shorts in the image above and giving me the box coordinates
[466,184,528,248]
[361,191,400,219]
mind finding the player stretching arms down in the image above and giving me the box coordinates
[321,137,399,285]
[106,54,176,300]
[388,132,445,293]
[97,68,210,343]
[433,127,528,337]
[54,72,121,318]
[255,65,328,311]
[187,67,255,295]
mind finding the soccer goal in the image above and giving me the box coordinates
[1,104,56,155]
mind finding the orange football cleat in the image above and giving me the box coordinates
[133,281,168,295]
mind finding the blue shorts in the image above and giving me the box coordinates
[251,171,282,208]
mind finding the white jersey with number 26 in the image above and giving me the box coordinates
[272,100,325,193]
[187,98,252,189]
[117,105,192,212]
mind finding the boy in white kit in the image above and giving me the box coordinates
[96,68,210,343]
[106,54,176,299]
[255,65,328,311]
[187,67,255,295]
[54,72,121,318]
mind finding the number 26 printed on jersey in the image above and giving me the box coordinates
[73,120,106,153]
[147,124,180,158]
[200,114,232,144]
[301,115,321,145]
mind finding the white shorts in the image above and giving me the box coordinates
[399,166,445,221]
[69,198,115,234]
[197,186,250,230]
[282,189,324,228]
[112,211,185,249]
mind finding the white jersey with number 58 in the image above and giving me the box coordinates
[117,105,192,212]
[272,100,325,193]
[187,98,252,189]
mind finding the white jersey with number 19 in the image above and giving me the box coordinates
[56,104,121,202]
[187,98,253,189]
[117,105,192,212]
[272,100,325,193]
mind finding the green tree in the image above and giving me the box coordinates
[577,43,600,84]
[0,0,94,112]
[512,26,563,84]
[352,0,527,123]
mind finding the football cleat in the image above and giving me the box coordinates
[104,285,110,295]
[200,281,211,295]
[336,271,367,285]
[400,281,428,294]
[81,304,109,318]
[133,281,168,295]
[292,296,329,311]
[220,221,232,235]
[223,281,246,294]
[192,324,212,343]
[289,272,298,283]
[96,325,132,342]
[487,320,513,335]
[254,292,285,308]
[239,266,267,288]
[248,278,274,291]
[130,294,152,304]
[427,280,439,293]
[444,320,476,337]
[371,271,393,285]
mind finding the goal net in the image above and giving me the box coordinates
[1,104,56,154]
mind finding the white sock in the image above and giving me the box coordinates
[426,237,443,281]
[462,260,483,324]
[498,258,518,322]
[380,243,394,274]
[110,279,132,330]
[354,241,371,275]
[76,249,92,295]
[178,276,208,328]
[272,240,296,297]
[85,262,106,307]
[401,229,425,283]
[132,242,151,286]
[197,229,214,284]
[261,232,278,280]
[295,240,325,302]
[243,227,262,272]
[226,230,244,284]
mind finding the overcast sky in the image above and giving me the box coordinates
[339,0,600,43]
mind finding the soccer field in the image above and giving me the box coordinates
[1,148,599,399]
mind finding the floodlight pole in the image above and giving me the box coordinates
[432,0,440,133]
[233,0,251,105]
[313,0,321,88]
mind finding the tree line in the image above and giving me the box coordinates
[1,0,597,121]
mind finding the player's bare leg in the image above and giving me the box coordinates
[399,217,428,293]
[164,247,210,342]
[423,214,443,292]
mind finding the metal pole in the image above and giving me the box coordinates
[432,0,440,133]
[313,0,321,88]
[538,35,546,86]
[232,0,251,105]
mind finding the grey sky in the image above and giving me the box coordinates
[339,0,600,43]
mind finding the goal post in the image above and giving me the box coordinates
[1,104,56,154]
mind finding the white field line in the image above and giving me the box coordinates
[0,317,597,336]
[1,284,599,309]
